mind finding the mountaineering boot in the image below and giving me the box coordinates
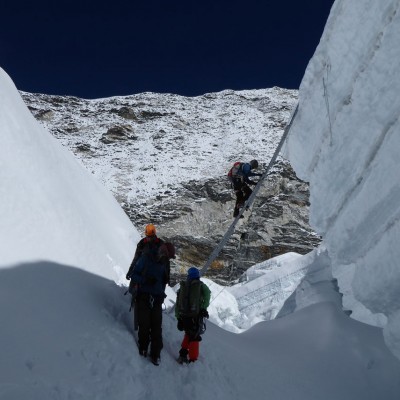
[177,348,189,364]
[139,348,147,357]
[177,355,189,364]
[233,209,245,218]
[151,356,160,366]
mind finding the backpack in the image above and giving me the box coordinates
[176,280,202,317]
[227,162,243,183]
[142,238,163,261]
[164,242,176,259]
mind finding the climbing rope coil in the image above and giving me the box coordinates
[200,103,299,276]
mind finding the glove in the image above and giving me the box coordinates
[145,275,157,285]
[177,318,184,331]
[126,272,131,280]
[200,309,209,319]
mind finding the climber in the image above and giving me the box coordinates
[175,267,211,364]
[227,159,262,217]
[126,224,164,280]
[129,243,171,365]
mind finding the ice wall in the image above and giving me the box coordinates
[0,68,139,282]
[286,0,400,359]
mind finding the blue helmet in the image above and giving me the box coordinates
[187,267,200,279]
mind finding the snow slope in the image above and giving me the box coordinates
[0,67,139,282]
[1,262,399,400]
[286,0,400,359]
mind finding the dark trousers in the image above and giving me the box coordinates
[233,183,252,216]
[136,295,163,358]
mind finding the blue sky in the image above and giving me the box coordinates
[0,0,334,98]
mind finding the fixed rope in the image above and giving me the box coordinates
[200,103,299,276]
[323,63,333,146]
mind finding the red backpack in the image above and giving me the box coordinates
[227,162,242,183]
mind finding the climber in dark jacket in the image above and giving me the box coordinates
[126,224,164,280]
[130,244,169,366]
[228,159,262,217]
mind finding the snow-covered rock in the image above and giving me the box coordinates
[21,88,321,283]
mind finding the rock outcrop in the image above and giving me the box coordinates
[20,88,320,285]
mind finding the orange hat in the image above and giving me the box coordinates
[145,223,156,237]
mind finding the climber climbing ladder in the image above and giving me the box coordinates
[200,103,299,276]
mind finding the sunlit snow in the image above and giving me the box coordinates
[1,0,400,398]
[286,0,400,360]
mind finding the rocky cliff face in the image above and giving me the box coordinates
[20,88,320,284]
[144,159,320,285]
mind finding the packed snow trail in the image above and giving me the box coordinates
[2,261,400,400]
[201,103,299,276]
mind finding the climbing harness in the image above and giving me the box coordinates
[200,103,299,276]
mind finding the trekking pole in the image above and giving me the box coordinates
[200,103,299,276]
